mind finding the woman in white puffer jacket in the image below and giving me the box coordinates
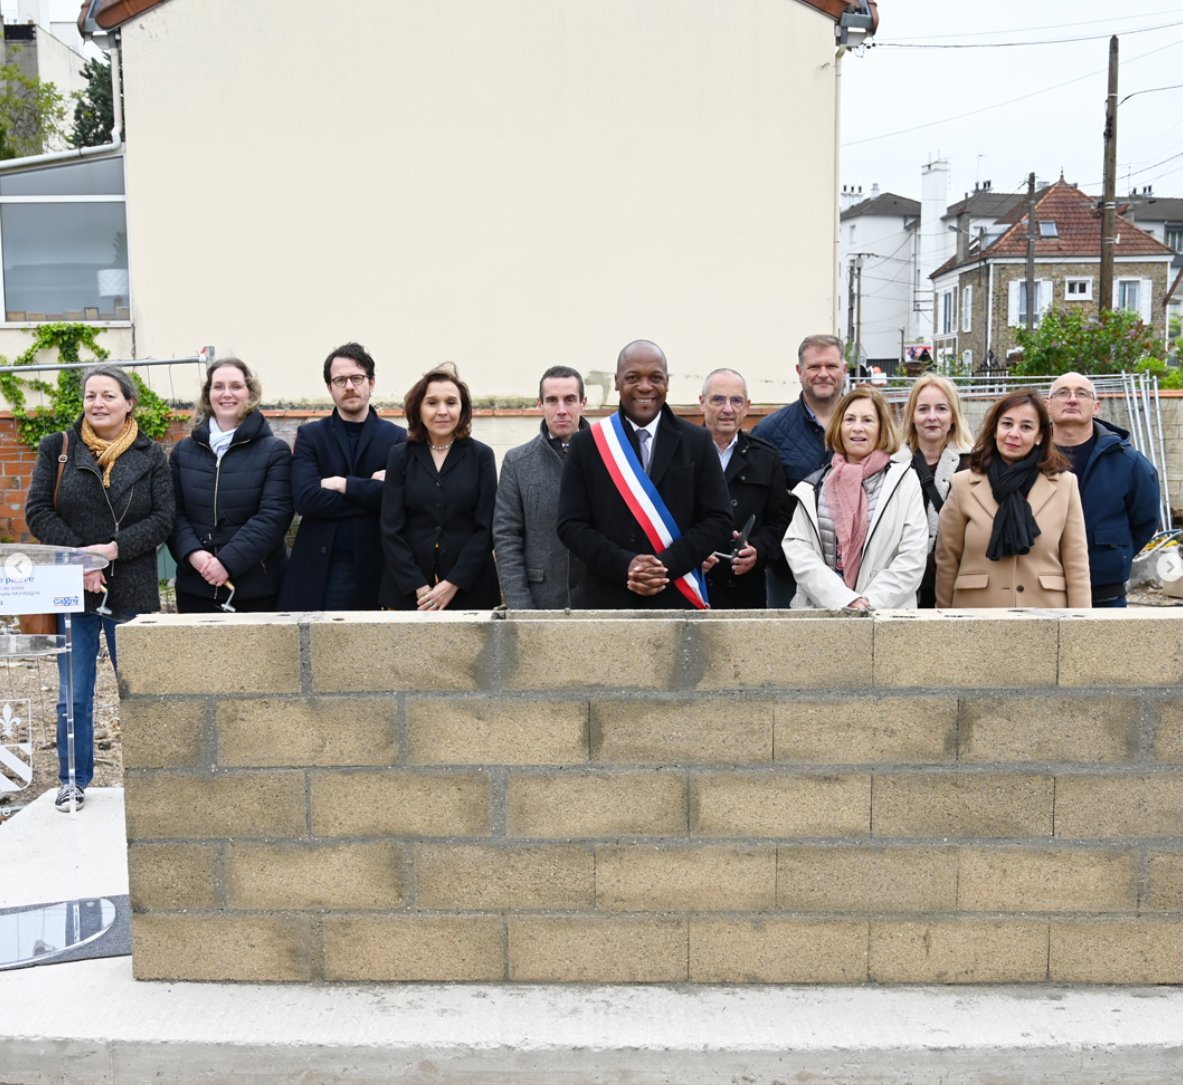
[783,385,927,611]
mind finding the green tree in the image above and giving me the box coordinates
[1010,307,1164,377]
[0,57,67,158]
[71,56,114,149]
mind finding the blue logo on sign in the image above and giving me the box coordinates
[53,596,79,607]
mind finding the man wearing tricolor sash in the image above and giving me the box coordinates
[557,340,732,609]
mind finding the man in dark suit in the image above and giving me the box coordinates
[557,339,731,609]
[278,342,406,610]
[698,367,794,609]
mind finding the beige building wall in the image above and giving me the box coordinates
[117,0,838,406]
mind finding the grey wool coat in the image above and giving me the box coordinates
[25,422,175,615]
[493,420,586,608]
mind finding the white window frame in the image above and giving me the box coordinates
[940,289,955,336]
[1114,277,1153,323]
[1007,278,1052,327]
[961,285,973,332]
[1065,277,1093,301]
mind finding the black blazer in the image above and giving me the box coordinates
[705,430,795,609]
[556,405,732,609]
[278,409,406,610]
[378,437,500,610]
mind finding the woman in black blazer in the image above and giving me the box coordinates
[379,365,500,610]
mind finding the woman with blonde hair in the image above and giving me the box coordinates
[168,358,293,612]
[904,374,971,607]
[783,385,927,610]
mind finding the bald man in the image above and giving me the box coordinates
[1047,371,1159,607]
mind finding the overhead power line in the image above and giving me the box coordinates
[874,20,1183,49]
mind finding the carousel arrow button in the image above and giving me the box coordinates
[4,553,32,580]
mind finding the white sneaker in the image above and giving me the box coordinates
[54,784,84,812]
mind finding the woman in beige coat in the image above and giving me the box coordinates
[935,390,1090,609]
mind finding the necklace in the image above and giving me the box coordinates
[429,440,454,452]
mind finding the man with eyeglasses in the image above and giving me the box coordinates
[493,365,590,608]
[698,368,793,608]
[279,342,406,610]
[1047,371,1159,608]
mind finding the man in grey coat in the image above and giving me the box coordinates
[493,365,588,608]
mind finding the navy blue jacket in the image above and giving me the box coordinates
[1068,418,1160,591]
[751,393,830,491]
[168,410,293,602]
[278,409,406,609]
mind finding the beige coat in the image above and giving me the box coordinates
[935,469,1091,609]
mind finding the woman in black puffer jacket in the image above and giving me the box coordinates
[168,358,293,612]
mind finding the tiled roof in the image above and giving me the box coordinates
[943,191,1024,221]
[841,192,920,220]
[1121,195,1183,223]
[82,0,879,31]
[932,179,1173,279]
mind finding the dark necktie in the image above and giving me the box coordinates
[636,428,651,474]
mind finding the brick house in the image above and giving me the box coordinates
[929,179,1174,371]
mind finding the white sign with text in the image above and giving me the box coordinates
[0,559,85,616]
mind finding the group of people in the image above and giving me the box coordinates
[24,334,1161,811]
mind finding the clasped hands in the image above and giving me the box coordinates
[189,550,231,587]
[627,554,668,596]
[80,540,118,593]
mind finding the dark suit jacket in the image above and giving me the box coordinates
[278,409,406,610]
[557,405,732,609]
[378,437,500,610]
[705,430,795,609]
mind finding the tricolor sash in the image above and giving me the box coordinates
[590,414,709,609]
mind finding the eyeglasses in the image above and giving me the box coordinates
[330,374,369,388]
[707,395,746,409]
[1049,388,1095,401]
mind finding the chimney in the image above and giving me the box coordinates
[955,209,970,262]
[871,183,880,199]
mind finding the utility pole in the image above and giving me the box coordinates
[1025,172,1037,332]
[846,257,857,347]
[1100,35,1119,314]
[855,258,864,364]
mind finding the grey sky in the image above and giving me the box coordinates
[840,2,1183,206]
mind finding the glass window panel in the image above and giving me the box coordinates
[1,202,128,319]
[0,157,124,197]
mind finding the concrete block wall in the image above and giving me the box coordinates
[119,609,1183,985]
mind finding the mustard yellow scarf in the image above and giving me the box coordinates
[81,417,139,488]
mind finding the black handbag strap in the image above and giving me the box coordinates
[911,450,944,514]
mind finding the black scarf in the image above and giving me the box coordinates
[985,449,1043,560]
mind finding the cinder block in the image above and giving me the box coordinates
[1050,920,1183,982]
[1153,698,1183,762]
[872,773,1053,838]
[591,698,772,764]
[310,614,493,693]
[958,848,1137,912]
[872,612,1059,688]
[127,843,217,910]
[1146,852,1183,911]
[773,695,956,764]
[689,919,868,982]
[120,616,300,694]
[1058,613,1183,687]
[777,846,958,912]
[959,694,1141,763]
[217,698,396,767]
[596,845,776,911]
[689,617,873,691]
[1055,774,1183,838]
[415,844,594,909]
[869,920,1048,983]
[131,915,312,981]
[508,917,688,981]
[504,619,682,691]
[123,771,306,841]
[310,771,491,837]
[228,842,403,909]
[322,916,504,982]
[692,772,870,837]
[121,698,205,769]
[506,770,686,838]
[406,698,587,765]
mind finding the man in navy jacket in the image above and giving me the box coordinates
[1048,371,1160,607]
[278,342,406,610]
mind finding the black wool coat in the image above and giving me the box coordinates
[168,410,293,602]
[26,421,175,615]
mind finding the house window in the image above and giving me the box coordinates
[1065,277,1093,300]
[1115,277,1152,323]
[940,289,955,335]
[963,349,973,370]
[1008,279,1052,326]
[1039,221,1058,238]
[1166,225,1183,252]
[0,157,128,323]
[961,285,973,332]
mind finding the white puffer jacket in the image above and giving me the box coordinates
[782,448,928,610]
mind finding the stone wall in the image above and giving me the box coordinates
[119,609,1183,985]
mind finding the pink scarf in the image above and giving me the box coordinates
[823,449,891,590]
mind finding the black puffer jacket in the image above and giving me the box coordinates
[26,421,175,616]
[168,410,293,601]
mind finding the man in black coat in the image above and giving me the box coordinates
[698,368,794,609]
[557,339,731,609]
[278,343,406,610]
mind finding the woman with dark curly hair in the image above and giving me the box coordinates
[379,364,499,610]
[935,390,1090,608]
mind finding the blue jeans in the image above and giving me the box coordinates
[1092,595,1127,608]
[55,611,121,788]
